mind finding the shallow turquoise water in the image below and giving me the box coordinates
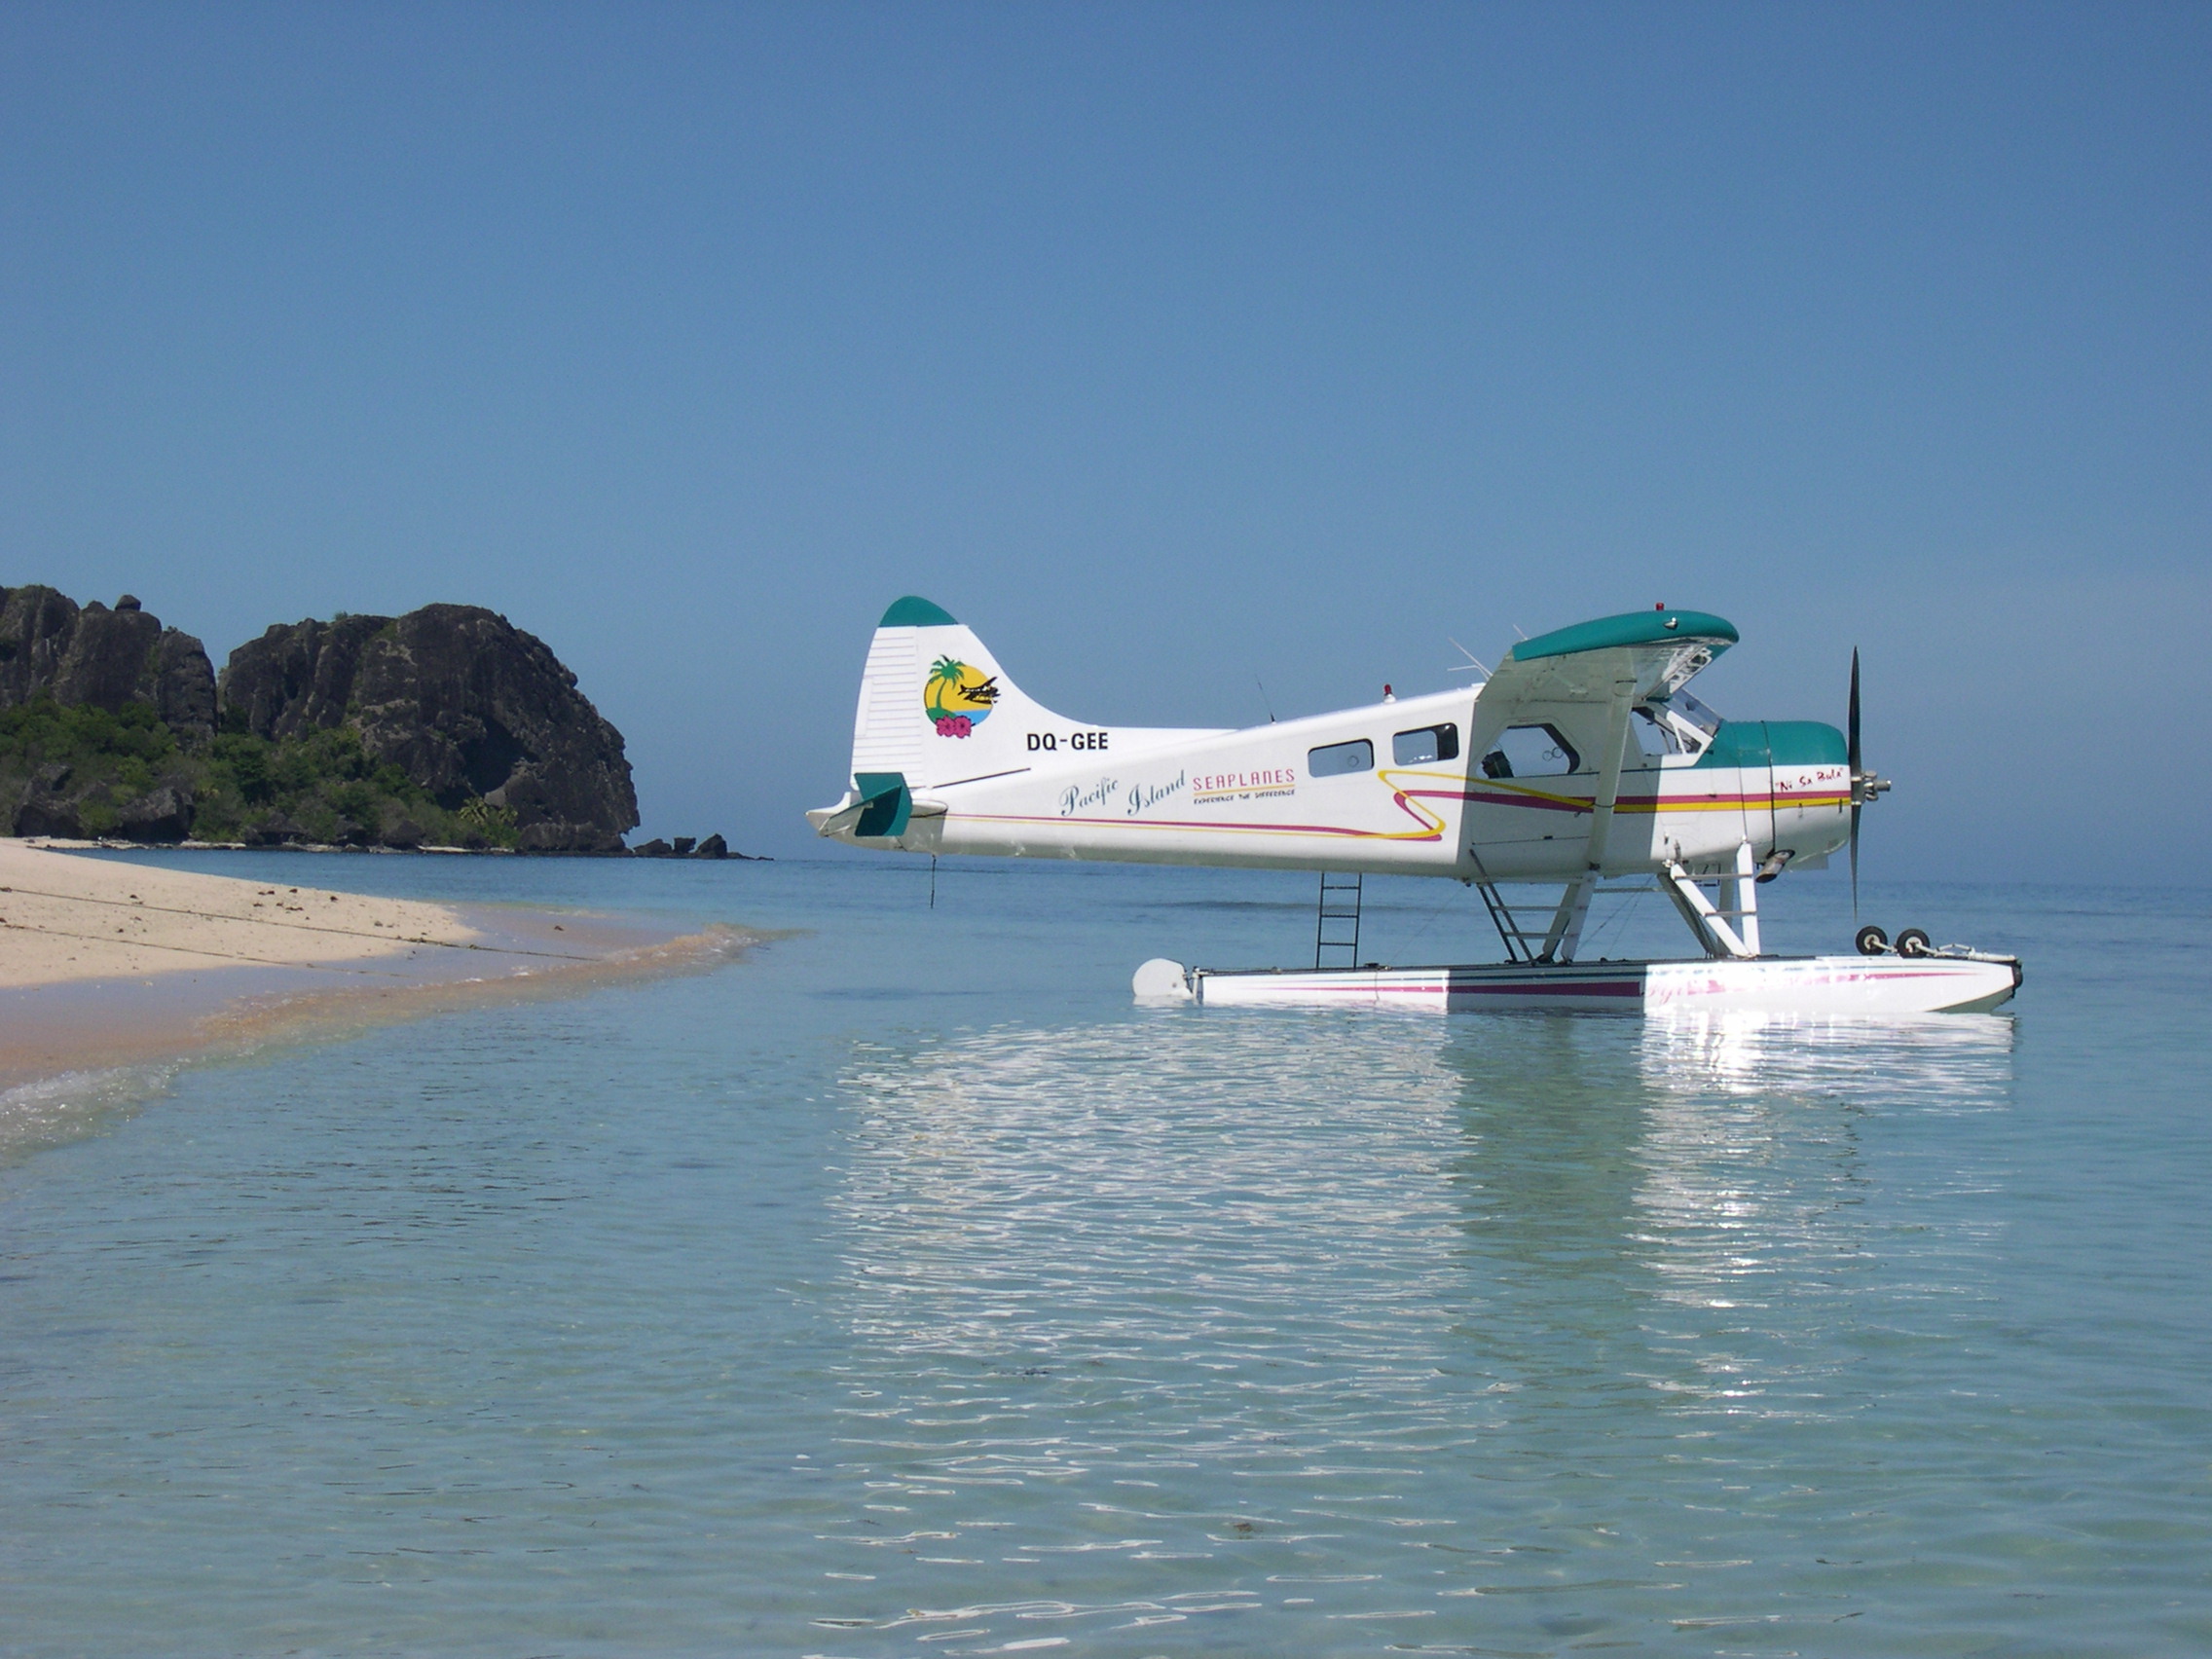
[2,854,2208,1656]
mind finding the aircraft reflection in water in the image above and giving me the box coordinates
[1638,1008,2017,1097]
[829,1022,1473,1367]
[812,597,2020,1015]
[822,1013,2015,1382]
[1629,1013,2017,1417]
[807,1012,2018,1641]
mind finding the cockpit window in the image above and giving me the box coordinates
[1634,708,1684,756]
[1666,690,1722,738]
[1637,696,1714,756]
[1479,723,1580,779]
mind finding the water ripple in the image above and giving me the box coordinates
[793,1009,2122,1654]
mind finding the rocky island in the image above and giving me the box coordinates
[1,586,644,851]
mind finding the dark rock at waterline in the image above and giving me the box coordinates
[9,760,81,837]
[624,831,750,859]
[13,795,81,838]
[117,782,195,843]
[219,605,639,853]
[244,815,309,847]
[0,585,217,741]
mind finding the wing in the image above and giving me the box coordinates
[1466,608,1738,757]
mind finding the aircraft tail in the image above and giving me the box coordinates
[810,596,1230,843]
[804,597,1063,837]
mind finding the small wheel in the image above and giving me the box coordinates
[1897,927,1933,958]
[1855,924,1889,956]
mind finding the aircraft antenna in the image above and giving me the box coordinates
[1255,676,1277,722]
[1446,637,1491,679]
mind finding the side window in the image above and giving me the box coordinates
[1391,723,1460,765]
[1479,723,1580,780]
[1308,738,1375,778]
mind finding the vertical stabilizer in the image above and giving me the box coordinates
[843,596,1076,793]
[811,596,1231,843]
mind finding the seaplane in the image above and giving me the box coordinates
[808,597,2020,1014]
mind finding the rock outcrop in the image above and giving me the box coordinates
[219,605,638,852]
[12,763,88,839]
[116,781,195,842]
[631,831,743,860]
[0,586,216,740]
[217,613,389,743]
[4,586,640,851]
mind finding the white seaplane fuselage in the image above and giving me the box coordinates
[809,598,2018,1015]
[853,679,1852,881]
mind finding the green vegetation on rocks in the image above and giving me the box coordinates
[1,584,638,850]
[0,702,527,847]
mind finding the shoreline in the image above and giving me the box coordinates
[0,839,755,1116]
[11,835,769,860]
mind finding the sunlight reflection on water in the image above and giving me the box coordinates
[808,1009,2029,1653]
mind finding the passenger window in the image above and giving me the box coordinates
[1391,723,1459,765]
[1478,723,1580,779]
[1308,738,1375,778]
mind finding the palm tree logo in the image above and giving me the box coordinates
[925,656,1000,737]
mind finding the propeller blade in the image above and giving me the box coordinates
[1848,648,1862,922]
[1848,647,1862,781]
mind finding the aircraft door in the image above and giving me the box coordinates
[1462,702,1604,879]
[1738,721,1775,854]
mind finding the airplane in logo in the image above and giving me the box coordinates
[809,596,2017,1014]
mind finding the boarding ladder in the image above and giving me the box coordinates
[1314,870,1365,969]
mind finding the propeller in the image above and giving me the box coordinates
[1847,646,1891,920]
[1849,649,1862,919]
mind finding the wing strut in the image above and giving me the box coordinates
[1660,842,1762,960]
[1540,674,1638,963]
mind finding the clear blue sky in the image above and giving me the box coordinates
[4,3,2205,874]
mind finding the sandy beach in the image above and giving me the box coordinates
[0,838,488,987]
[0,839,745,1097]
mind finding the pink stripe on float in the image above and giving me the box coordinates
[1442,980,1642,998]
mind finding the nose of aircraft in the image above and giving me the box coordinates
[1737,719,1850,768]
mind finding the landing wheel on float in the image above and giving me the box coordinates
[1897,927,1933,957]
[1855,924,1889,956]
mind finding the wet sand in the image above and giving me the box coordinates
[0,840,750,1095]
